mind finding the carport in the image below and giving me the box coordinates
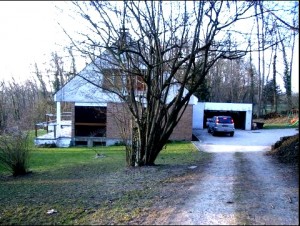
[193,102,253,130]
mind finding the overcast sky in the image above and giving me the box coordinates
[0,1,298,93]
[0,1,73,82]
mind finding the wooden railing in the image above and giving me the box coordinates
[35,112,72,138]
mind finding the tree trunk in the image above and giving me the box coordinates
[272,41,278,113]
[255,3,262,117]
[249,39,255,105]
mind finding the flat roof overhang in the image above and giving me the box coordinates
[204,102,252,111]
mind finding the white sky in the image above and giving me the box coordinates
[0,1,298,93]
[0,1,73,82]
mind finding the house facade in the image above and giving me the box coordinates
[34,30,199,147]
[34,61,198,147]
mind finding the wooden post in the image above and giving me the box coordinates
[87,138,93,147]
[56,102,61,138]
[54,125,56,139]
[46,114,49,132]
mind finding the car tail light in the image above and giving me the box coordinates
[231,119,234,124]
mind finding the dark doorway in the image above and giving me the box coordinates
[75,106,107,137]
[204,110,246,129]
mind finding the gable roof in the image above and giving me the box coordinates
[54,32,198,105]
[54,69,198,105]
[54,59,198,105]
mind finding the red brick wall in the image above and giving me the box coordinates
[106,102,132,140]
[106,102,193,141]
[169,104,193,141]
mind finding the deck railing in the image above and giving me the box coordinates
[35,112,72,138]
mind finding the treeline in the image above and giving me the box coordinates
[0,51,298,133]
[196,57,299,116]
[194,1,299,116]
[0,51,78,132]
[0,79,50,131]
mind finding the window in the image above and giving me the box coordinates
[217,117,234,124]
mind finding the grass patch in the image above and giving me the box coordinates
[157,142,204,165]
[263,124,298,129]
[0,141,211,225]
[35,129,48,137]
[260,116,299,129]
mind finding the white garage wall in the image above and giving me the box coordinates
[193,102,205,129]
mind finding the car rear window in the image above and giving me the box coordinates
[218,117,233,123]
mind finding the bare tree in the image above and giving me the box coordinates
[0,49,79,132]
[34,63,48,99]
[278,19,297,110]
[246,1,299,116]
[265,1,299,111]
[207,55,261,105]
[272,34,279,113]
[62,1,279,166]
[248,39,256,105]
[262,79,281,114]
[0,78,46,131]
[254,2,263,116]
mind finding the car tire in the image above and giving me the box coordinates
[208,128,211,133]
[230,132,234,137]
[211,130,215,136]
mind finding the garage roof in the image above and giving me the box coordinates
[204,102,252,111]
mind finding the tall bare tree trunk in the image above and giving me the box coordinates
[259,2,266,114]
[249,39,255,105]
[288,27,296,109]
[272,40,278,113]
[255,3,262,116]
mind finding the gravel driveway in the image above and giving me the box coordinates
[194,128,299,152]
[144,128,299,225]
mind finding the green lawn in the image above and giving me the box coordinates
[250,122,298,130]
[0,141,211,225]
[263,123,299,129]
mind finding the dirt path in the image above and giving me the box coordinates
[141,129,299,225]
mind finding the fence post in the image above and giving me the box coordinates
[54,125,56,139]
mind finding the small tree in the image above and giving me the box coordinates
[262,79,281,114]
[0,128,31,176]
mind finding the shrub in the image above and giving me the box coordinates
[267,133,299,164]
[0,129,31,176]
